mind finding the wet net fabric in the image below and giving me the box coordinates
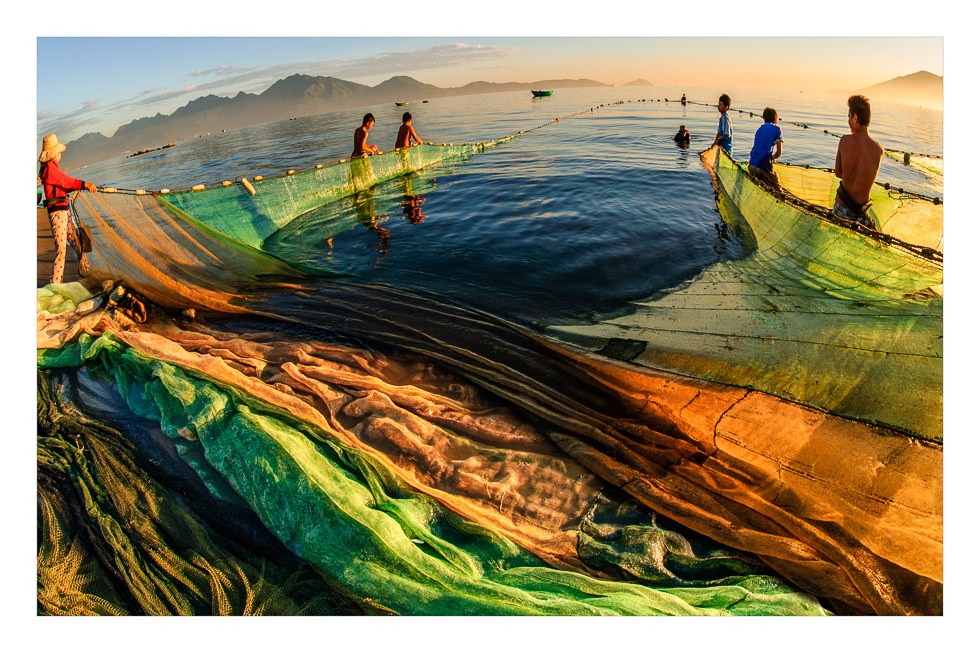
[40,134,941,615]
[161,142,509,249]
[885,150,944,181]
[38,368,365,616]
[68,141,514,314]
[550,147,942,442]
[773,159,943,253]
[38,284,940,615]
[37,289,829,616]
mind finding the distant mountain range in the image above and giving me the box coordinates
[59,75,610,168]
[622,79,652,86]
[827,71,942,111]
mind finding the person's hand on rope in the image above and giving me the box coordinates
[84,182,96,193]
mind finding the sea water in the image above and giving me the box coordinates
[77,86,943,326]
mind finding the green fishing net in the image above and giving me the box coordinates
[37,285,829,616]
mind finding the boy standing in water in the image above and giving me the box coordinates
[748,107,783,193]
[833,95,883,230]
[395,112,423,149]
[713,94,733,156]
[352,113,381,157]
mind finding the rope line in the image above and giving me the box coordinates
[674,99,942,161]
[86,98,942,265]
[712,151,943,264]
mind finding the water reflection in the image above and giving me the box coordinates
[398,175,428,225]
[350,188,391,254]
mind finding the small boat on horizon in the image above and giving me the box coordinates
[395,102,409,106]
[531,90,553,97]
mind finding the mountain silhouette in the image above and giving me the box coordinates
[60,74,610,168]
[827,71,942,111]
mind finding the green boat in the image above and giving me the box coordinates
[395,102,408,106]
[531,90,553,97]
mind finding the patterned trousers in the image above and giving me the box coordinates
[47,209,80,285]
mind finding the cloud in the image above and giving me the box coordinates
[36,98,106,139]
[38,42,521,141]
[189,65,261,77]
[132,85,205,106]
[328,43,520,79]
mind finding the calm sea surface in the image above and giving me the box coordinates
[78,86,943,327]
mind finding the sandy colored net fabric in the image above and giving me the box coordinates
[550,147,942,442]
[37,290,828,616]
[38,283,940,614]
[68,140,518,314]
[773,159,943,253]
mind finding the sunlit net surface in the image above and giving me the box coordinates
[549,147,942,442]
[40,95,943,616]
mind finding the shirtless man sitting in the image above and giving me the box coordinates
[833,95,883,230]
[352,113,381,158]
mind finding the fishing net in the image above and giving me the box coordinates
[550,147,942,442]
[38,368,366,616]
[772,160,943,253]
[885,150,944,179]
[161,141,510,249]
[42,128,942,615]
[68,141,516,313]
[37,288,829,616]
[38,282,940,615]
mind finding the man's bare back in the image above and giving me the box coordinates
[352,114,381,158]
[396,124,421,149]
[834,106,883,206]
[395,113,422,149]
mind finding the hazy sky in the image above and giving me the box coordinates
[37,31,943,144]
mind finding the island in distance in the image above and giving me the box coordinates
[828,70,941,111]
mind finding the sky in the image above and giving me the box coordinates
[36,28,944,144]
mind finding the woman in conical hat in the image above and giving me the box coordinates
[38,133,96,285]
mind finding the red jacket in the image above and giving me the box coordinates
[39,160,86,212]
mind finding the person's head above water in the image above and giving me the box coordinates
[678,125,688,132]
[402,112,412,124]
[762,107,778,123]
[847,95,871,127]
[362,113,375,127]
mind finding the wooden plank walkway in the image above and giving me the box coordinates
[37,207,79,288]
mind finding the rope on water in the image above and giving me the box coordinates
[95,104,607,197]
[90,97,939,200]
[674,99,942,162]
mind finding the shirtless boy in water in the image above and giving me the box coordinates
[395,112,423,149]
[352,113,381,157]
[833,95,883,229]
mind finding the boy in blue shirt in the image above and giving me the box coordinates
[748,107,783,193]
[713,94,733,155]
